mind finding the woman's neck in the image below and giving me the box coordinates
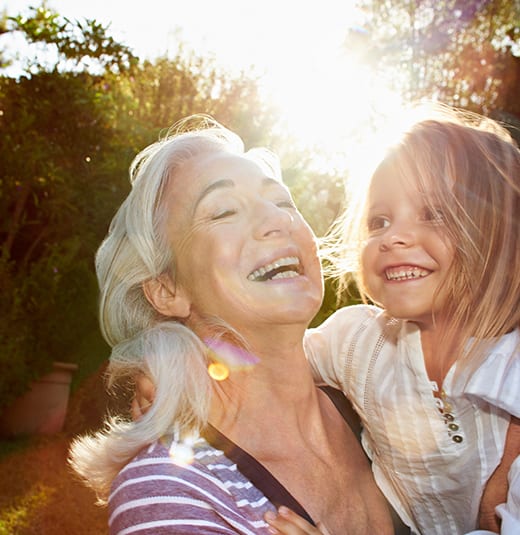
[208,339,319,443]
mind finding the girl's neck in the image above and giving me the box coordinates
[419,323,460,389]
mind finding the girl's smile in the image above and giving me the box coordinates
[361,170,455,331]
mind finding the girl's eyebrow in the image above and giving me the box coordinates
[367,201,386,212]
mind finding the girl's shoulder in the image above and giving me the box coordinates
[318,303,404,340]
[464,329,520,417]
[320,303,385,328]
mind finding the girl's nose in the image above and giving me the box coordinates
[379,223,416,251]
[254,201,295,239]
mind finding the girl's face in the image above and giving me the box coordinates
[360,168,455,331]
[162,151,323,336]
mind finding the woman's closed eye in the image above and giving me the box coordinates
[211,208,237,220]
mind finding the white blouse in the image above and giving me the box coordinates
[305,305,520,535]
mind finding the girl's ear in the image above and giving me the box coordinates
[143,275,191,318]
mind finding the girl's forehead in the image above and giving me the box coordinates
[368,168,445,212]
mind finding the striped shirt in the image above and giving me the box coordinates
[305,304,520,535]
[109,436,276,534]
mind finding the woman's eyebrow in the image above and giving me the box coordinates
[193,179,235,212]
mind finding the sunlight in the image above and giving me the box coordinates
[260,30,406,190]
[4,0,409,182]
[156,0,408,178]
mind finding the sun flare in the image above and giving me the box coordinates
[6,0,408,182]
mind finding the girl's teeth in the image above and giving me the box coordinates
[386,268,429,281]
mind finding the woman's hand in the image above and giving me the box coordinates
[264,507,330,535]
[130,374,156,421]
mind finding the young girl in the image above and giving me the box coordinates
[266,105,520,535]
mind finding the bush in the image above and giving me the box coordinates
[0,239,105,411]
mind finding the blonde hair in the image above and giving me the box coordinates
[69,115,282,500]
[328,103,520,369]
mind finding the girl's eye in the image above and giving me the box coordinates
[211,209,237,220]
[423,206,445,224]
[367,215,390,232]
[277,199,297,209]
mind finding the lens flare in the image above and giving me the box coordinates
[169,434,196,466]
[208,362,230,381]
[204,338,260,381]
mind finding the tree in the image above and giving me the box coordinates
[0,6,138,409]
[0,5,309,412]
[350,0,520,114]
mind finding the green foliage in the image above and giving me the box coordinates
[0,4,305,412]
[0,482,53,534]
[0,6,139,410]
[4,0,515,415]
[0,240,101,408]
[7,5,137,74]
[283,160,346,238]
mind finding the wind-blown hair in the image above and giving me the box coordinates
[328,104,520,372]
[69,115,282,500]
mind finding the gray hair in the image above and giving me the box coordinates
[69,115,282,500]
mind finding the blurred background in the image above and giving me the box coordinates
[0,0,518,532]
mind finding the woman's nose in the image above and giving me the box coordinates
[254,202,295,239]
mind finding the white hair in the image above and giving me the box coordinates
[69,115,282,500]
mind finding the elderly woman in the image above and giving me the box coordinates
[69,116,399,534]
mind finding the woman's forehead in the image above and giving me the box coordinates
[172,151,285,197]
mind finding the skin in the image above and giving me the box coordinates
[479,417,520,532]
[361,170,455,388]
[265,506,331,534]
[163,152,324,332]
[143,152,395,535]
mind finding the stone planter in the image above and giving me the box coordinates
[0,361,78,437]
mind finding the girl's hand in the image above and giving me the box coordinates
[130,374,156,421]
[264,507,330,535]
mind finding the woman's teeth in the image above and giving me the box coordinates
[248,256,300,281]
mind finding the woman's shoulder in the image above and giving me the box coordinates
[108,437,272,534]
[110,437,230,494]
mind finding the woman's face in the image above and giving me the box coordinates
[162,151,323,334]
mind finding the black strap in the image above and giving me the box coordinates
[203,424,315,525]
[319,385,362,441]
[202,387,361,527]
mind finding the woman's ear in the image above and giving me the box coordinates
[143,274,191,318]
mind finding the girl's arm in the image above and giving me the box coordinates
[479,416,520,533]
